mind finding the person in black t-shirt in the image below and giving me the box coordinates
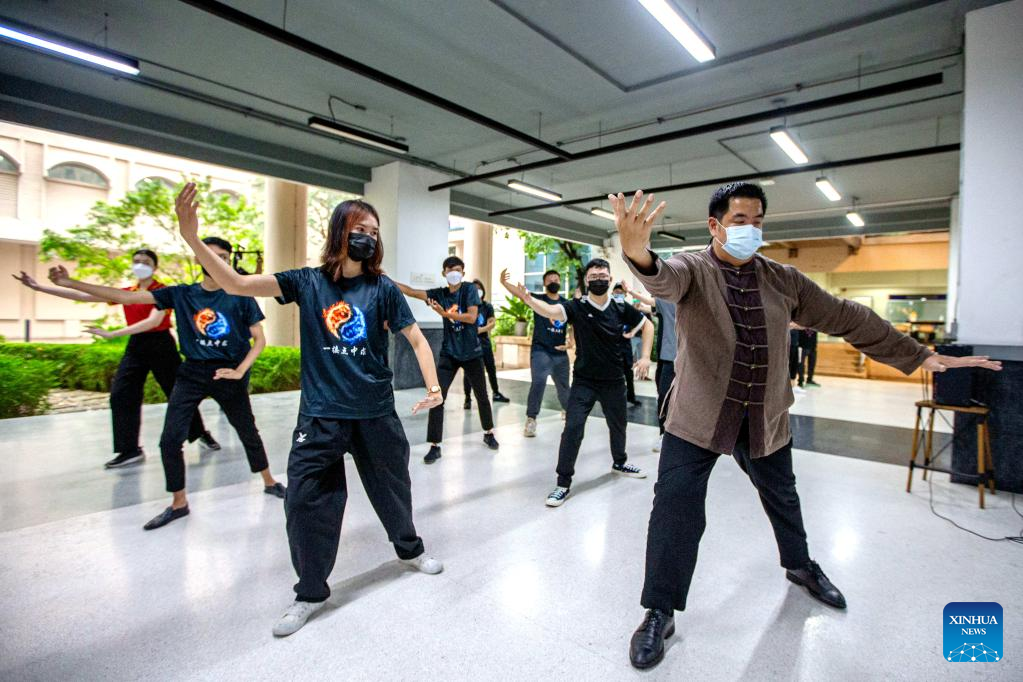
[396,256,500,463]
[175,184,446,637]
[613,283,643,406]
[502,258,654,507]
[797,327,820,387]
[523,269,572,438]
[50,235,284,531]
[462,278,509,409]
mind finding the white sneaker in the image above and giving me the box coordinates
[400,554,444,574]
[524,417,537,438]
[546,486,570,507]
[794,386,806,395]
[612,462,647,479]
[272,600,325,637]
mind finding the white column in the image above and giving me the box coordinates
[957,0,1023,346]
[364,161,451,323]
[263,178,307,347]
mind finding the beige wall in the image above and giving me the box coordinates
[761,233,949,273]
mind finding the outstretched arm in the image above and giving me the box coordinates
[400,323,445,414]
[395,281,429,302]
[86,308,166,339]
[624,282,655,307]
[13,271,108,302]
[499,268,567,322]
[49,265,154,305]
[176,183,282,298]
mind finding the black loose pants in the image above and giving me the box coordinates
[427,354,494,444]
[110,331,206,455]
[654,359,676,435]
[158,360,268,493]
[556,377,628,488]
[463,335,500,396]
[286,412,425,602]
[641,417,811,613]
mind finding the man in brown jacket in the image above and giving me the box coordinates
[612,182,1001,670]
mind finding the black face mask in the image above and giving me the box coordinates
[586,279,610,296]
[545,282,561,294]
[347,233,377,262]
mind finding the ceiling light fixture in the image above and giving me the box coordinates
[815,177,842,201]
[590,207,615,220]
[507,180,562,202]
[0,20,139,75]
[658,231,687,242]
[308,116,409,153]
[759,179,776,186]
[636,0,716,63]
[769,127,809,165]
[846,211,865,227]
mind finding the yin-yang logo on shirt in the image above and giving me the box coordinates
[193,307,230,339]
[322,300,367,344]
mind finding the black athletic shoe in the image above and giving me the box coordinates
[463,399,472,410]
[424,445,442,464]
[786,560,846,609]
[630,608,675,669]
[105,449,145,469]
[143,505,189,531]
[806,380,821,388]
[198,431,221,451]
[492,392,510,403]
[629,399,643,408]
[483,433,499,450]
[264,482,287,499]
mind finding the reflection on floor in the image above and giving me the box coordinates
[2,387,1020,681]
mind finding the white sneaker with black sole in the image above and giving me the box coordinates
[400,554,444,574]
[546,486,570,507]
[272,600,325,637]
[612,462,647,479]
[104,449,145,469]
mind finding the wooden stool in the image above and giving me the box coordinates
[905,400,995,508]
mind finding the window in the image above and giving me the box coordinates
[211,188,241,204]
[523,245,591,295]
[135,176,176,191]
[0,151,18,218]
[47,162,108,188]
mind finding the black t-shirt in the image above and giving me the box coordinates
[475,300,495,340]
[531,292,569,355]
[561,297,645,382]
[151,284,264,363]
[426,284,481,361]
[275,268,415,419]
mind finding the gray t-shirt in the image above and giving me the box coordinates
[655,298,678,362]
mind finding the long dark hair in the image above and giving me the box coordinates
[320,199,384,281]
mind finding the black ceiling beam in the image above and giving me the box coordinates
[487,143,960,217]
[429,72,943,191]
[175,0,570,159]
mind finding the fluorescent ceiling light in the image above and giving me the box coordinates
[309,116,409,154]
[769,128,809,165]
[815,177,842,201]
[0,22,139,75]
[590,207,615,220]
[637,0,716,63]
[658,231,687,242]
[759,179,776,186]
[507,180,562,202]
[846,211,865,227]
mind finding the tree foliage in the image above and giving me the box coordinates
[518,231,587,293]
[39,178,263,285]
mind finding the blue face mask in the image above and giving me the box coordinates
[715,221,763,261]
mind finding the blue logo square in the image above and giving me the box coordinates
[944,602,1002,662]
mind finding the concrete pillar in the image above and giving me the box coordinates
[263,178,307,347]
[460,219,494,292]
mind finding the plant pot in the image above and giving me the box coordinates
[514,321,527,337]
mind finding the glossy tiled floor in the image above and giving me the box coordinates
[1,380,1019,680]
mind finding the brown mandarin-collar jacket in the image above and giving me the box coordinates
[626,246,933,457]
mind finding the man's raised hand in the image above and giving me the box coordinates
[610,191,667,261]
[500,268,530,301]
[175,182,200,242]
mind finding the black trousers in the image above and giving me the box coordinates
[286,412,425,602]
[788,330,800,381]
[110,331,206,455]
[654,360,676,435]
[158,360,268,493]
[797,344,817,384]
[621,345,637,402]
[641,418,811,613]
[556,377,628,488]
[427,354,494,443]
[463,335,500,398]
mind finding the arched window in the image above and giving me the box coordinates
[47,162,109,188]
[136,176,176,191]
[0,151,18,217]
[211,188,241,204]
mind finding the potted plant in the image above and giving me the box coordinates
[498,297,532,337]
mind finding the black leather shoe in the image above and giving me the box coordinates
[492,392,510,403]
[786,560,847,609]
[198,431,221,451]
[143,505,189,531]
[630,608,675,669]
[264,482,287,499]
[105,449,145,469]
[483,433,499,450]
[424,445,442,464]
[463,400,472,410]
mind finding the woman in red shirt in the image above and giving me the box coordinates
[14,248,218,468]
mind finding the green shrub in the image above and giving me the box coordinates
[0,355,57,418]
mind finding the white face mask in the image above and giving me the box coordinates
[445,271,463,285]
[131,263,154,280]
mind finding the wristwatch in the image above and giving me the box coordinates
[428,385,442,394]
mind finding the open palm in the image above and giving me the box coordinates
[922,354,1002,373]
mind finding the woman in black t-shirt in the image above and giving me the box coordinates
[174,183,445,638]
